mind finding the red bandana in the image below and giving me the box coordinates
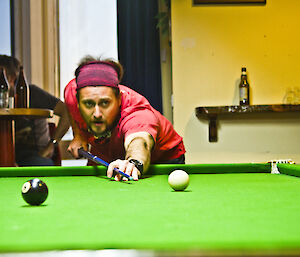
[76,61,119,90]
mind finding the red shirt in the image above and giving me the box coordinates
[64,79,185,163]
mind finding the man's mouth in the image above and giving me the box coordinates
[88,120,112,139]
[93,120,104,127]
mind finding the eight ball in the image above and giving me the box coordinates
[21,178,48,206]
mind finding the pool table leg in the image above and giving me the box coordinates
[0,120,15,167]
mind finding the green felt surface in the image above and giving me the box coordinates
[1,169,300,252]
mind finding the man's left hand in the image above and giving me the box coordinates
[107,159,140,181]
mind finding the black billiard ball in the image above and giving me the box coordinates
[21,178,48,206]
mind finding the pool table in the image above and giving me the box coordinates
[1,163,300,256]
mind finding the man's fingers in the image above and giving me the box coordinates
[124,163,134,175]
[114,174,121,181]
[67,146,78,158]
[132,169,140,181]
[125,163,139,181]
[107,160,124,179]
[107,164,114,178]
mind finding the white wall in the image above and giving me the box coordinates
[59,0,118,100]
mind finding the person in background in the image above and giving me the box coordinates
[0,54,70,166]
[64,56,185,181]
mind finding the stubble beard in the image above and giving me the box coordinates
[88,122,112,139]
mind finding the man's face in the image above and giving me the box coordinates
[78,86,121,137]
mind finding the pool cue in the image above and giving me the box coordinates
[78,148,133,181]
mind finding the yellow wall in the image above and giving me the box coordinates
[172,0,300,163]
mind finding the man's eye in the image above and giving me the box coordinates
[101,100,110,107]
[83,101,95,108]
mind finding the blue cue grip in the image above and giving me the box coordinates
[78,148,133,181]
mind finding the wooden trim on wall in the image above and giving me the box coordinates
[12,0,32,83]
[12,0,60,98]
[41,0,60,97]
[30,0,59,97]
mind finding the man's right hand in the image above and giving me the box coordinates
[67,138,88,159]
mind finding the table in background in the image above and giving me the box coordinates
[0,108,53,167]
[1,163,300,256]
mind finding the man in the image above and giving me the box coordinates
[64,56,185,181]
[0,55,70,166]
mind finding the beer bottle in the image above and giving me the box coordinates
[15,66,29,108]
[0,67,9,108]
[239,67,250,105]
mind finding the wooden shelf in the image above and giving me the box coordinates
[195,104,300,142]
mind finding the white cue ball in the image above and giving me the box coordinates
[168,169,189,191]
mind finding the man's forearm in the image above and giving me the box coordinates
[125,132,154,173]
[52,101,70,141]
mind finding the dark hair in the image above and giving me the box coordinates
[0,55,21,83]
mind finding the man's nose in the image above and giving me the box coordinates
[93,105,102,119]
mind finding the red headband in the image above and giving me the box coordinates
[76,61,119,90]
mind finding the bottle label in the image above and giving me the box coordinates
[239,88,248,103]
[9,97,14,108]
[0,91,9,108]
